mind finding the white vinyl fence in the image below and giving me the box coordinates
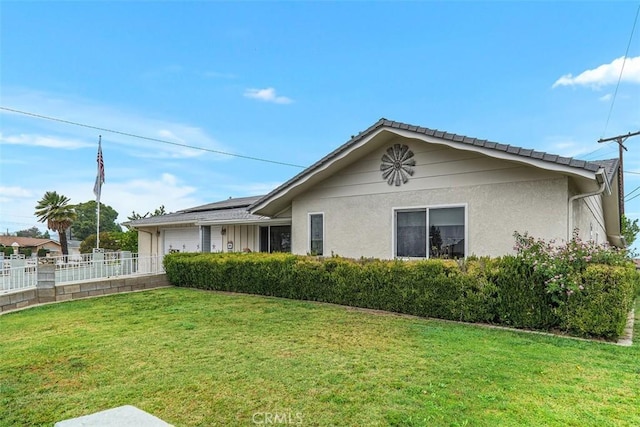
[0,256,38,292]
[0,252,164,294]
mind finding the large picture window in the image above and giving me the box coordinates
[395,206,465,259]
[309,213,324,256]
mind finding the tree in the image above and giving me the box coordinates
[35,191,76,255]
[127,205,166,223]
[79,231,138,253]
[116,230,139,252]
[621,214,640,248]
[80,232,119,253]
[124,205,166,253]
[16,226,49,239]
[71,201,122,241]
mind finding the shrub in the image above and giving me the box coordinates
[561,264,638,339]
[513,230,629,304]
[0,246,14,257]
[164,254,497,323]
[490,256,560,329]
[163,236,639,341]
[18,248,32,257]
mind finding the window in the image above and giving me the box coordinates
[259,226,291,253]
[309,213,324,255]
[396,210,426,258]
[395,206,465,258]
[201,226,211,253]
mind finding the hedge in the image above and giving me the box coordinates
[560,264,639,339]
[163,252,639,340]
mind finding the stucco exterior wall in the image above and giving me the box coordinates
[290,138,571,259]
[572,193,607,245]
[292,178,568,258]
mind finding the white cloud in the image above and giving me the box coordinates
[0,132,92,149]
[0,186,32,199]
[0,88,228,160]
[106,173,200,218]
[0,173,202,234]
[243,87,293,104]
[599,93,613,102]
[552,56,640,89]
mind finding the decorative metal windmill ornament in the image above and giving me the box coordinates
[380,144,415,186]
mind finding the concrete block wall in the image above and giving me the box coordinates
[0,274,170,315]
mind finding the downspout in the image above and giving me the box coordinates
[567,169,609,241]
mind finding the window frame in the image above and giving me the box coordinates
[259,225,292,253]
[392,203,468,259]
[308,212,325,256]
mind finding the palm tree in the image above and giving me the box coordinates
[35,191,76,256]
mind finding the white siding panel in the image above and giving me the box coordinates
[222,225,259,252]
[210,226,223,252]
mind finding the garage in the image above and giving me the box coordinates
[163,228,200,254]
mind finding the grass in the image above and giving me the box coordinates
[0,288,639,426]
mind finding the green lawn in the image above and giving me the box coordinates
[1,288,638,426]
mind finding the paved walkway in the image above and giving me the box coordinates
[55,405,172,427]
[617,308,635,347]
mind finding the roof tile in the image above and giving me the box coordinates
[228,118,619,213]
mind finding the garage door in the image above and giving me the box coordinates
[164,228,200,254]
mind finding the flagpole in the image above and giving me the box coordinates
[96,197,101,249]
[94,135,104,250]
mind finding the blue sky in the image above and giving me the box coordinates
[1,1,639,247]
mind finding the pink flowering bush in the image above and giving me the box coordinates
[513,230,629,304]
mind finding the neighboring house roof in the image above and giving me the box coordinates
[250,118,619,215]
[0,236,60,248]
[126,196,269,228]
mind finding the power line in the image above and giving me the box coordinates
[580,142,616,160]
[625,184,640,200]
[602,3,640,137]
[625,190,640,203]
[598,131,640,215]
[0,106,307,169]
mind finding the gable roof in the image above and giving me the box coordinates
[250,118,619,216]
[0,236,60,248]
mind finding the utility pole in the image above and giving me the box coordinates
[598,131,640,216]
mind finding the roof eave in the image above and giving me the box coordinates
[251,121,608,216]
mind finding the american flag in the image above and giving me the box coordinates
[93,136,105,200]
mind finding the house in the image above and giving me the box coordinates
[126,196,288,256]
[127,118,623,259]
[0,236,62,257]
